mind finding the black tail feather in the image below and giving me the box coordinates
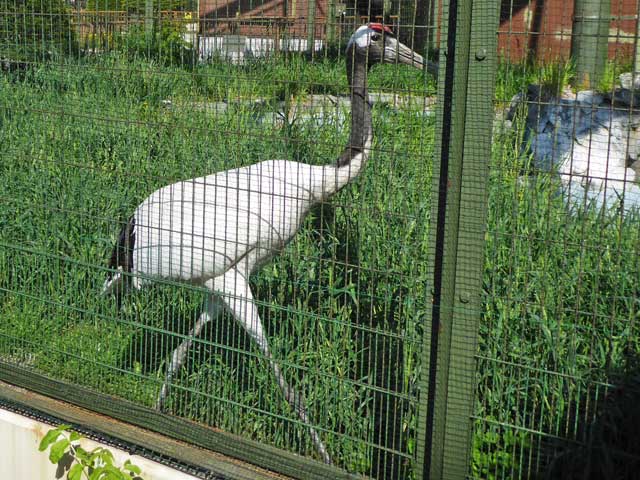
[105,215,136,304]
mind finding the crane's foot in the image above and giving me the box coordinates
[312,431,332,465]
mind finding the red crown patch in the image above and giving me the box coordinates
[368,23,394,36]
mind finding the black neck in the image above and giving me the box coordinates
[337,50,372,168]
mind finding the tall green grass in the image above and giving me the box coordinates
[474,97,640,479]
[0,54,433,477]
[1,55,638,479]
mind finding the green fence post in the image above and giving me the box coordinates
[572,0,610,88]
[306,0,316,55]
[145,0,154,39]
[635,9,640,77]
[415,0,499,478]
[326,0,336,46]
[428,0,438,53]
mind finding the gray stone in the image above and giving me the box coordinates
[610,88,635,107]
[508,83,640,215]
[576,90,603,106]
[619,72,640,90]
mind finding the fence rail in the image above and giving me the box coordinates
[71,10,195,39]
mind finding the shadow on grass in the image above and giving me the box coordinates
[544,353,640,480]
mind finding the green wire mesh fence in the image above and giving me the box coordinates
[1,0,639,479]
[0,1,441,478]
[480,1,640,479]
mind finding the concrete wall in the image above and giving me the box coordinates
[0,408,198,480]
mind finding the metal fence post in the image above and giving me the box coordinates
[415,0,499,478]
[306,0,316,55]
[326,0,336,46]
[635,8,640,77]
[145,0,154,38]
[572,0,610,88]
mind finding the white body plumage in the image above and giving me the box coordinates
[133,160,323,285]
[103,156,366,294]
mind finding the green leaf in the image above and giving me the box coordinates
[39,424,73,451]
[74,446,91,464]
[89,447,108,466]
[67,463,84,480]
[95,448,115,466]
[89,466,106,480]
[49,438,71,464]
[69,431,83,442]
[39,430,63,452]
[104,465,127,479]
[123,460,142,475]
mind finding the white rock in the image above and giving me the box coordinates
[576,90,603,106]
[512,85,640,216]
[619,72,640,90]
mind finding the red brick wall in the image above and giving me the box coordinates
[498,0,637,62]
[198,0,330,38]
[198,0,638,62]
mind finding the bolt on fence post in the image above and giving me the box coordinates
[415,0,499,479]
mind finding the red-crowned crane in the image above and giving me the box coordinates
[103,24,432,464]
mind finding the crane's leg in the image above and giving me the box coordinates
[211,268,332,465]
[155,295,224,411]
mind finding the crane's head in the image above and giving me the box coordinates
[346,23,425,71]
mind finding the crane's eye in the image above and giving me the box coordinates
[371,33,381,42]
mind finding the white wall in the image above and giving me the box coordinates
[0,408,199,480]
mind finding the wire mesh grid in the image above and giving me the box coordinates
[478,1,640,479]
[5,0,639,479]
[0,0,439,479]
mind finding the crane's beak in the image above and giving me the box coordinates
[384,37,439,78]
[384,37,424,69]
